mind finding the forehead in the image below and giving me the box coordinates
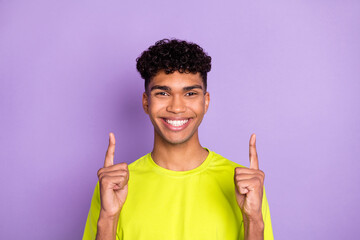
[150,71,203,89]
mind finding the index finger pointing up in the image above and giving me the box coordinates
[249,133,259,170]
[104,132,116,167]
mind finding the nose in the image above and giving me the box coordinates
[166,95,186,113]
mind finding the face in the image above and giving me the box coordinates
[142,70,210,145]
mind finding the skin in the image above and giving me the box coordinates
[235,134,265,240]
[142,70,210,171]
[96,70,265,240]
[96,133,129,240]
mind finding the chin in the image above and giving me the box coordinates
[162,136,190,145]
[158,131,196,145]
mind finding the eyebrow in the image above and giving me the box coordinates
[150,85,171,91]
[183,85,203,91]
[150,85,203,92]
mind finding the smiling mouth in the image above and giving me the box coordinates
[165,119,189,127]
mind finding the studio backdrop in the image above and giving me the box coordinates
[1,1,359,239]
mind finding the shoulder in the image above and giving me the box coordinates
[207,150,246,172]
[127,153,152,172]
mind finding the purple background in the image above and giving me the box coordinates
[1,1,359,239]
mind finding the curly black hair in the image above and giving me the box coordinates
[136,39,212,92]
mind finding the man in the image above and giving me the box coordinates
[83,39,273,240]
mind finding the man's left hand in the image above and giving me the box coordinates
[234,134,265,224]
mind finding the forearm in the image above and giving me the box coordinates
[96,211,120,240]
[243,215,264,240]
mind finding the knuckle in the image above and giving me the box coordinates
[235,175,242,181]
[256,171,265,181]
[97,168,103,177]
[254,177,262,186]
[119,162,128,168]
[235,167,244,174]
[99,172,106,180]
[98,173,105,182]
[236,180,243,187]
[101,175,110,184]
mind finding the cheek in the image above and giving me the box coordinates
[190,102,206,116]
[148,99,167,115]
[194,98,206,110]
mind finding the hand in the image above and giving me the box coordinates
[97,133,129,218]
[234,134,265,222]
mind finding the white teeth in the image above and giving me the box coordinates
[166,119,189,127]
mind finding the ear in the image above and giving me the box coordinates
[204,91,210,114]
[142,92,149,114]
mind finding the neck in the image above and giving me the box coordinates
[151,131,209,171]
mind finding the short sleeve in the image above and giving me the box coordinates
[82,182,101,240]
[262,187,274,240]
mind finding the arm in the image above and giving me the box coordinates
[242,214,264,240]
[234,134,265,240]
[96,212,120,240]
[241,188,274,240]
[95,133,129,240]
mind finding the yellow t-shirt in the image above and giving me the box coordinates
[83,150,274,240]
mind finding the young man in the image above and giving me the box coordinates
[83,39,273,240]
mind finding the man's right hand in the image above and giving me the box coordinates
[97,132,129,218]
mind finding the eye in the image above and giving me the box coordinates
[155,92,169,96]
[185,92,198,96]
